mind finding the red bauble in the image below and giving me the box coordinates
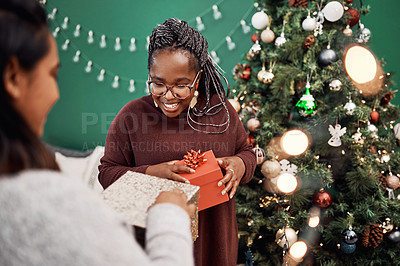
[346,0,353,3]
[346,9,360,27]
[251,33,259,43]
[247,134,256,147]
[313,190,333,208]
[370,110,380,124]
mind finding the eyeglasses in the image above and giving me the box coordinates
[147,71,201,100]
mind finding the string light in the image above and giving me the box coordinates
[85,61,92,73]
[112,76,119,89]
[97,69,105,82]
[52,27,60,38]
[61,17,69,29]
[225,36,236,50]
[212,5,222,20]
[196,16,205,31]
[100,34,107,48]
[74,24,81,37]
[280,129,309,156]
[289,241,307,259]
[240,20,251,34]
[129,80,136,93]
[344,45,377,84]
[276,173,297,194]
[210,50,220,64]
[146,36,150,50]
[129,38,137,52]
[87,30,94,44]
[47,8,57,20]
[72,50,80,63]
[114,37,121,51]
[61,39,70,51]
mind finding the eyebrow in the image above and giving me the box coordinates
[150,75,191,83]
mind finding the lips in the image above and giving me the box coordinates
[162,102,180,112]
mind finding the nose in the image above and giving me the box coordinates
[164,89,175,100]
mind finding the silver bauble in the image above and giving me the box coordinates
[356,27,371,43]
[318,48,338,66]
[344,100,356,115]
[343,25,353,37]
[261,160,281,179]
[329,79,342,91]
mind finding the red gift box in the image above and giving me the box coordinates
[176,150,229,211]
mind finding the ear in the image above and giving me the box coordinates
[3,57,25,100]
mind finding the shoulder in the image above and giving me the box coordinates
[119,95,155,115]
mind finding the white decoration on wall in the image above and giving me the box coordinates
[213,5,222,20]
[73,24,81,37]
[112,76,119,89]
[210,50,220,64]
[129,80,136,93]
[87,30,94,44]
[225,36,236,50]
[129,38,136,52]
[47,8,57,20]
[240,20,251,34]
[61,39,69,51]
[85,61,92,73]
[97,69,105,82]
[100,35,107,48]
[196,16,205,31]
[114,37,121,51]
[53,27,60,38]
[61,17,69,29]
[72,50,80,63]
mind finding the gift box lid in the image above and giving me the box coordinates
[176,150,223,186]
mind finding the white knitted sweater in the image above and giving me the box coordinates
[0,170,194,266]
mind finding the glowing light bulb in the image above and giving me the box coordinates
[345,45,377,84]
[72,50,80,63]
[74,24,81,37]
[112,76,119,89]
[212,5,222,20]
[100,35,107,48]
[128,79,135,93]
[276,173,297,194]
[129,38,136,52]
[61,17,69,29]
[85,61,92,73]
[281,129,309,156]
[61,39,69,51]
[290,241,307,259]
[226,36,236,50]
[97,69,105,82]
[87,31,94,44]
[114,37,121,51]
[241,20,251,34]
[308,216,320,228]
[196,17,205,31]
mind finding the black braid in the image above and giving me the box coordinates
[148,18,230,117]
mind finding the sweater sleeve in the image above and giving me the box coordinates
[98,105,149,189]
[145,203,194,266]
[228,102,256,184]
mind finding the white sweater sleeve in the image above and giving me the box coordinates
[0,170,194,266]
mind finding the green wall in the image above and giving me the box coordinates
[42,0,400,150]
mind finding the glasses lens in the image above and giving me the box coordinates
[172,86,191,99]
[149,82,165,96]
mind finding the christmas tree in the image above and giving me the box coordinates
[233,0,400,265]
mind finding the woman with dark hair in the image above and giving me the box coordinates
[99,18,256,266]
[0,1,195,265]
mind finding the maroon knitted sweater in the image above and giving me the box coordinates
[98,95,256,266]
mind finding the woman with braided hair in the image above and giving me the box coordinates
[99,18,256,266]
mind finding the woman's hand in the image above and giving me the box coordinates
[216,156,245,199]
[146,161,195,184]
[152,188,196,217]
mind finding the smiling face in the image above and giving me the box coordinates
[6,34,60,136]
[149,49,201,118]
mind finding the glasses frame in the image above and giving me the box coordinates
[147,71,201,100]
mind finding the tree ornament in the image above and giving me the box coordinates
[263,176,279,193]
[253,145,266,165]
[380,91,394,106]
[345,8,360,27]
[322,1,344,22]
[260,27,275,43]
[228,98,241,113]
[388,230,400,244]
[257,66,269,83]
[329,79,342,91]
[275,21,287,47]
[393,123,400,141]
[367,122,378,138]
[343,229,358,244]
[303,35,315,49]
[318,43,338,66]
[370,110,379,124]
[250,40,262,55]
[233,63,251,80]
[361,224,384,248]
[346,0,354,3]
[328,124,346,147]
[247,118,261,132]
[247,134,256,147]
[251,10,269,30]
[313,190,333,208]
[261,160,281,179]
[356,23,371,43]
[276,227,298,248]
[288,0,308,7]
[314,8,325,36]
[385,175,400,190]
[251,32,259,43]
[352,128,364,144]
[302,12,317,31]
[340,240,356,254]
[344,98,356,115]
[296,81,316,117]
[280,159,297,175]
[343,25,353,37]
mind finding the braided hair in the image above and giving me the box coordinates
[148,18,230,133]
